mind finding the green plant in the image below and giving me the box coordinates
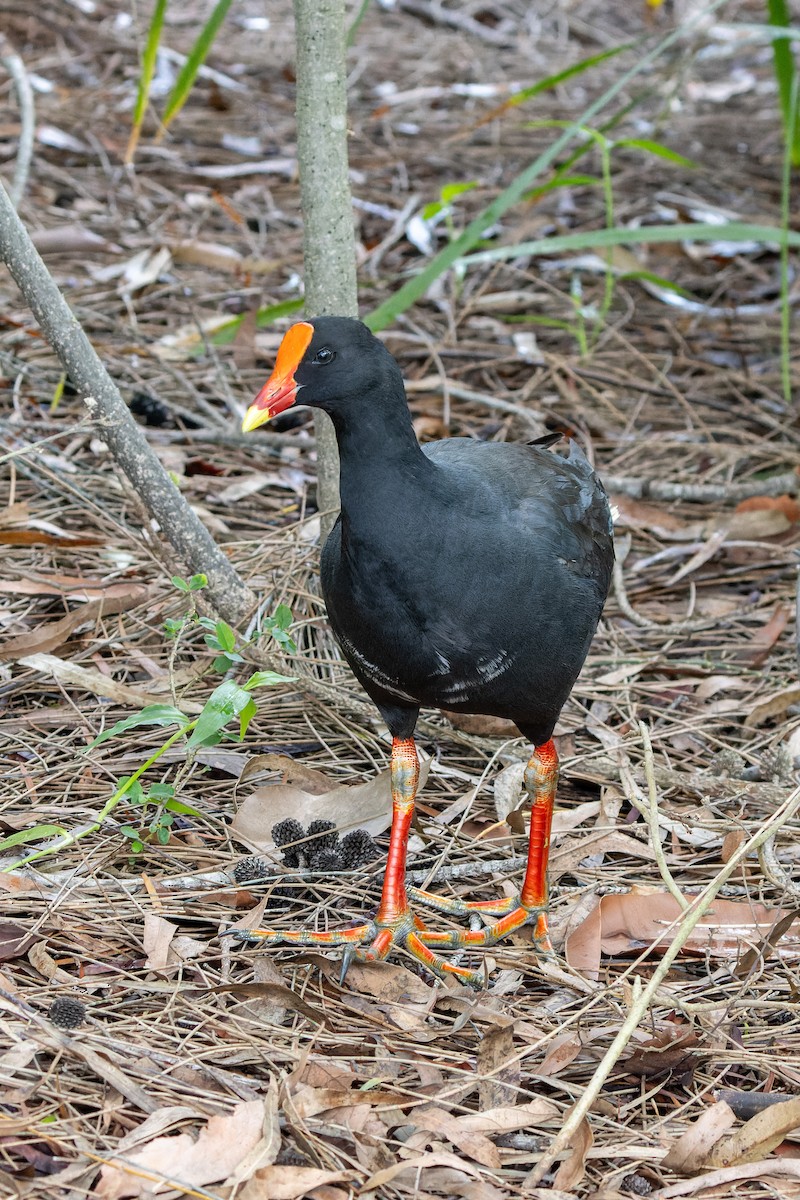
[126,0,235,164]
[768,0,800,167]
[1,590,297,872]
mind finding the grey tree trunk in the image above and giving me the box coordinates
[293,0,358,541]
[0,183,255,625]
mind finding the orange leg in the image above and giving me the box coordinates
[409,740,559,954]
[237,740,559,986]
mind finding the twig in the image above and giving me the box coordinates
[0,182,256,625]
[0,40,34,207]
[404,375,544,426]
[603,471,798,503]
[758,835,800,904]
[526,781,800,1186]
[635,723,688,911]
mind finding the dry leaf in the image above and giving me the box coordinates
[564,891,798,980]
[552,1112,592,1190]
[736,494,800,523]
[477,1024,517,1110]
[233,756,430,845]
[743,604,791,667]
[96,1100,265,1199]
[239,1166,355,1199]
[142,915,178,972]
[745,685,800,727]
[0,587,147,661]
[662,1100,737,1173]
[360,1151,483,1192]
[410,1104,502,1168]
[18,653,203,713]
[709,1097,800,1167]
[538,1033,583,1077]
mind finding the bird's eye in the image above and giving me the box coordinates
[313,347,335,365]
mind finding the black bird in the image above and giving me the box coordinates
[241,317,613,985]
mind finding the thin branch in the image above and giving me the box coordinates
[604,470,799,503]
[0,40,34,207]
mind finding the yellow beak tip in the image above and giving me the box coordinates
[241,405,269,434]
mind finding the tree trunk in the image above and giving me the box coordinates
[293,0,358,541]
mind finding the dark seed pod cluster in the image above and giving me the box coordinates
[48,996,86,1029]
[270,819,379,871]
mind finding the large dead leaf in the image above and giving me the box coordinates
[95,1100,266,1199]
[238,1166,356,1200]
[232,755,430,845]
[551,1111,592,1191]
[709,1097,800,1168]
[662,1100,737,1173]
[0,587,148,660]
[564,891,798,980]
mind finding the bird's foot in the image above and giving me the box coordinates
[233,910,487,988]
[409,886,553,955]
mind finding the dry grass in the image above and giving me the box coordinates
[1,1,800,1196]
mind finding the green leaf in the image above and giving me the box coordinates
[614,137,696,168]
[459,221,798,268]
[187,680,253,749]
[440,180,477,204]
[156,826,171,845]
[239,696,258,740]
[89,705,190,748]
[506,43,632,108]
[213,654,234,672]
[118,825,140,840]
[172,575,190,593]
[165,798,205,818]
[125,0,168,163]
[421,200,443,221]
[124,778,145,806]
[131,841,144,854]
[274,604,293,630]
[161,0,236,131]
[244,670,297,691]
[188,573,208,591]
[164,617,185,639]
[148,783,175,800]
[0,825,67,852]
[215,621,236,653]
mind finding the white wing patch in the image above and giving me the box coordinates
[338,631,418,703]
[436,649,513,703]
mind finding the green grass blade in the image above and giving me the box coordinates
[458,221,796,267]
[365,0,728,333]
[505,44,633,107]
[768,0,800,166]
[160,0,235,132]
[125,0,168,163]
[778,72,798,402]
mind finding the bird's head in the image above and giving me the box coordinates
[242,316,388,432]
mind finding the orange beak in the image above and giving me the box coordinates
[241,321,314,433]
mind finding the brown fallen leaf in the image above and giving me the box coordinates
[652,1158,800,1197]
[743,603,791,668]
[0,922,36,961]
[0,587,148,661]
[478,1023,517,1110]
[708,1096,800,1168]
[564,891,798,980]
[551,1111,592,1191]
[736,494,800,523]
[662,1100,737,1174]
[0,576,146,600]
[622,1028,698,1083]
[610,493,703,540]
[745,685,800,727]
[233,756,430,845]
[95,1100,266,1199]
[360,1151,483,1192]
[410,1104,502,1169]
[537,1033,583,1078]
[238,1165,357,1200]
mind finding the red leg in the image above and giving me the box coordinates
[237,740,559,984]
[409,740,559,953]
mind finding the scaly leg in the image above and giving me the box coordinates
[409,739,559,953]
[239,737,485,986]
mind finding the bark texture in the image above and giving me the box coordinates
[0,182,255,625]
[293,0,358,539]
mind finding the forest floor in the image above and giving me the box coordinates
[1,1,800,1197]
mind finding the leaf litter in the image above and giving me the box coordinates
[2,1,800,1196]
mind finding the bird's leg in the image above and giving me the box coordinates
[356,738,484,984]
[236,736,484,985]
[409,739,559,954]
